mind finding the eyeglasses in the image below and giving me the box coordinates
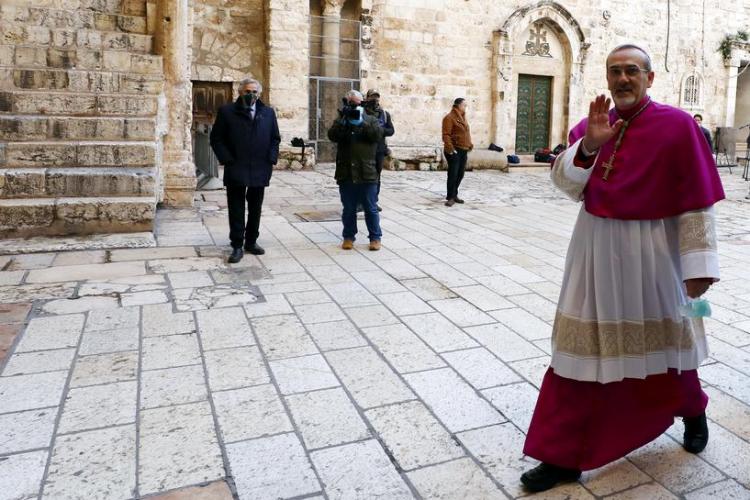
[607,65,649,78]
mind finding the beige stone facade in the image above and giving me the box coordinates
[1,0,749,237]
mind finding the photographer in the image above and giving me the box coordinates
[327,90,384,251]
[363,89,395,211]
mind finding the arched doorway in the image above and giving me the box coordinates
[491,1,588,153]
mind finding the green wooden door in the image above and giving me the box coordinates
[515,74,552,153]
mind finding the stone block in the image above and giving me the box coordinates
[14,46,47,67]
[46,48,76,68]
[129,53,162,74]
[76,142,156,167]
[0,169,46,198]
[116,14,147,34]
[0,198,55,232]
[118,73,164,94]
[97,95,157,115]
[12,92,98,115]
[50,117,123,140]
[102,32,153,52]
[12,68,69,90]
[50,29,77,48]
[101,49,132,71]
[0,116,48,141]
[45,167,155,197]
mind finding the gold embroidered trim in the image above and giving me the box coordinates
[552,311,694,358]
[679,210,717,255]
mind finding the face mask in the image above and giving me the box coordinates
[242,93,258,106]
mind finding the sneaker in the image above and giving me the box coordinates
[341,239,354,250]
[520,463,581,493]
[683,412,709,453]
[369,240,381,251]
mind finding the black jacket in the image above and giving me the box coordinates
[328,113,382,184]
[210,98,281,187]
[366,107,394,155]
[700,126,713,152]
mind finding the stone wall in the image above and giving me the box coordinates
[358,0,749,155]
[191,0,267,86]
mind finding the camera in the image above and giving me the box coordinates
[342,104,362,120]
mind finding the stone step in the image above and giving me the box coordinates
[0,115,155,141]
[0,195,155,238]
[1,141,156,168]
[2,0,146,17]
[0,67,164,94]
[3,46,162,73]
[1,25,153,53]
[0,167,155,198]
[0,5,147,34]
[0,90,158,116]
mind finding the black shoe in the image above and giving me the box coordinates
[445,199,455,207]
[228,247,243,263]
[356,204,364,213]
[683,412,709,453]
[377,205,382,212]
[520,463,581,493]
[454,197,465,204]
[244,242,265,255]
[489,142,504,153]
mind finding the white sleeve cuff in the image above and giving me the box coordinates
[681,250,720,281]
[550,138,595,200]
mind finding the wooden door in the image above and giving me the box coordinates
[515,74,552,153]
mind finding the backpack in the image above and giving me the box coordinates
[507,154,520,164]
[534,148,553,163]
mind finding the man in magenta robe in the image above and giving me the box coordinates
[520,44,725,492]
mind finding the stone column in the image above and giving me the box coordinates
[154,0,196,207]
[265,0,311,143]
[321,0,345,78]
[725,61,740,127]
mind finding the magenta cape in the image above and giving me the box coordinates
[568,99,725,220]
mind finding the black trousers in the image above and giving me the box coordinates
[226,185,265,249]
[446,148,468,200]
[376,151,385,196]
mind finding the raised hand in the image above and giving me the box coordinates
[582,95,624,152]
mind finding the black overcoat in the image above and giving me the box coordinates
[210,98,281,187]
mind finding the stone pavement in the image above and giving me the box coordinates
[1,166,750,500]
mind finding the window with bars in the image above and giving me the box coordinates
[682,74,702,108]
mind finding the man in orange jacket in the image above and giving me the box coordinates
[442,97,473,207]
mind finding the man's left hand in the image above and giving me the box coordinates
[685,278,713,298]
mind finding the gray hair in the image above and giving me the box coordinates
[345,89,364,100]
[239,78,263,93]
[607,44,652,71]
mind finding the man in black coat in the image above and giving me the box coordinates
[364,89,394,211]
[693,114,714,152]
[211,78,280,263]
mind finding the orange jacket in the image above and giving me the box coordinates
[442,108,473,154]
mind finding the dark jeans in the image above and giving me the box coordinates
[339,182,382,242]
[446,148,468,200]
[226,185,265,249]
[376,151,385,196]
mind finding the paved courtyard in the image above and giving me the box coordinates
[1,166,750,500]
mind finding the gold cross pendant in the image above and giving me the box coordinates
[602,157,615,181]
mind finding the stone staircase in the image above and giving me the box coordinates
[0,0,163,238]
